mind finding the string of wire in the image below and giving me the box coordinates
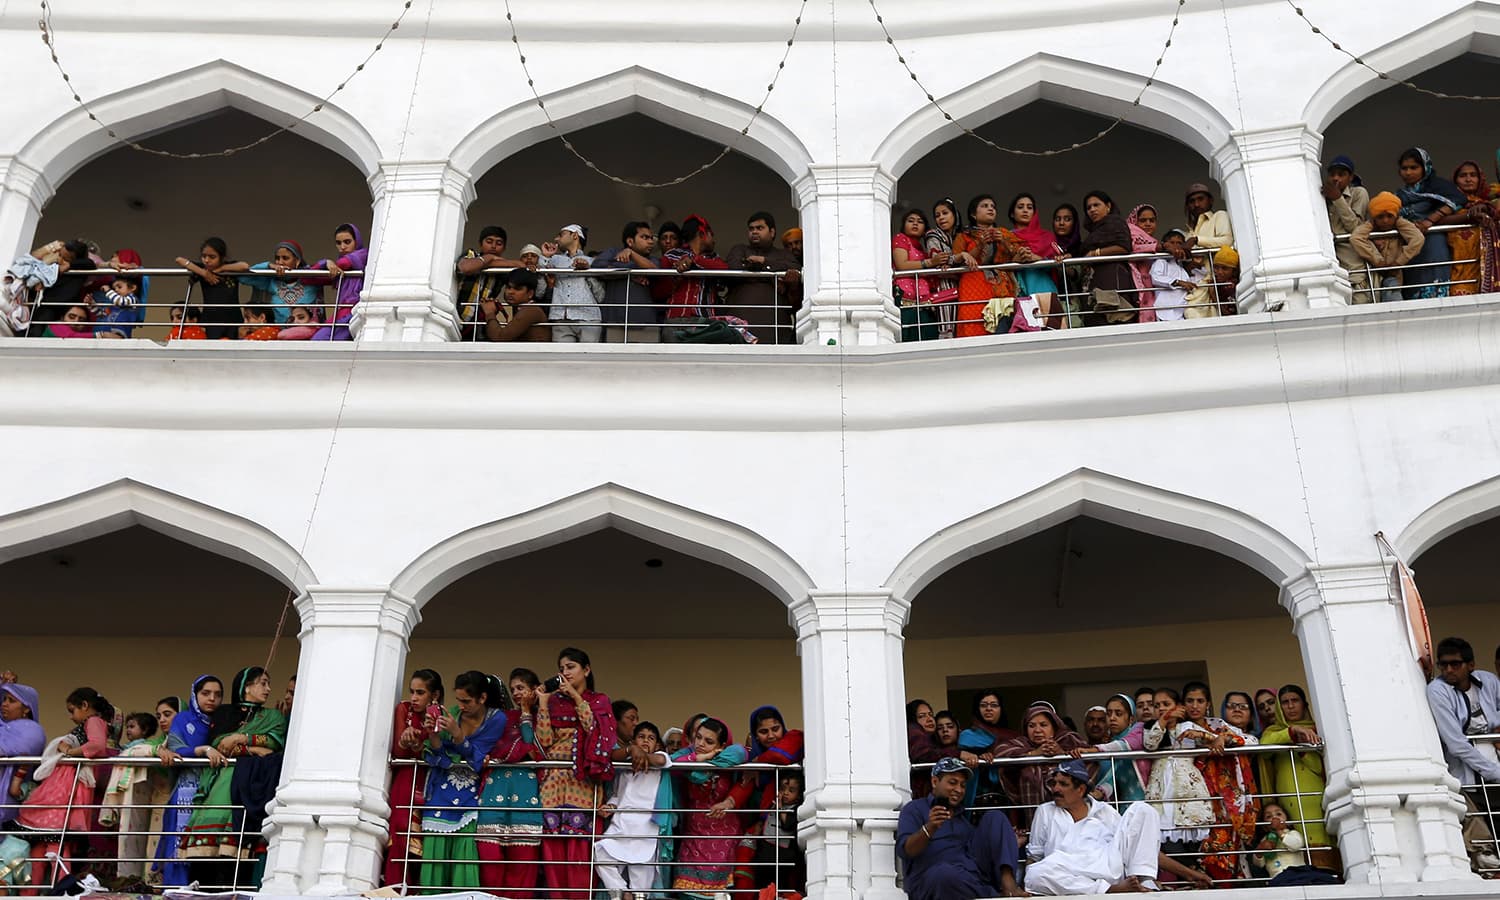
[36,0,416,159]
[1280,0,1500,101]
[498,0,809,188]
[865,0,1186,156]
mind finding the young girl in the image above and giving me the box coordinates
[1252,802,1307,880]
[594,721,672,900]
[313,224,367,340]
[276,304,322,340]
[476,668,544,896]
[1143,687,1217,869]
[168,305,208,341]
[237,240,322,324]
[176,239,242,340]
[102,713,160,878]
[17,687,115,890]
[671,717,748,898]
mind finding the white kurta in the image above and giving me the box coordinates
[594,759,670,864]
[1025,799,1162,895]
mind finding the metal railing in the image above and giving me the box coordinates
[385,757,803,896]
[911,741,1336,888]
[1332,223,1482,302]
[0,754,251,893]
[892,247,1233,340]
[1461,733,1500,876]
[457,265,798,345]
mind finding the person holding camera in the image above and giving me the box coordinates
[897,757,1025,900]
[420,671,508,891]
[535,647,617,897]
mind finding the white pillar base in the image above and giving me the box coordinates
[794,165,901,346]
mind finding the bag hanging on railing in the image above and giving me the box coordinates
[980,296,1015,334]
[1008,295,1050,333]
[670,319,747,344]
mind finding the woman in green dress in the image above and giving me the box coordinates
[181,667,287,888]
[1258,684,1339,870]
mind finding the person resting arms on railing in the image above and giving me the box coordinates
[952,194,1042,337]
[1146,229,1200,323]
[1070,191,1135,326]
[1181,682,1258,882]
[234,240,323,325]
[311,224,367,340]
[90,250,145,339]
[995,701,1091,829]
[1349,192,1424,303]
[16,687,114,890]
[1394,148,1466,300]
[0,683,45,828]
[26,240,95,338]
[1257,684,1336,871]
[670,716,748,899]
[175,238,242,340]
[1142,688,1216,869]
[727,705,805,893]
[1441,160,1498,297]
[897,757,1025,900]
[593,720,672,900]
[1073,694,1150,805]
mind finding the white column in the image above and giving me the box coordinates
[1282,565,1472,885]
[794,165,901,347]
[262,587,420,895]
[1216,126,1350,312]
[791,590,909,900]
[355,161,474,342]
[0,157,54,263]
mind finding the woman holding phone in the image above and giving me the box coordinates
[534,647,617,898]
[419,671,507,891]
[382,669,444,887]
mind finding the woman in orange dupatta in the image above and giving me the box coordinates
[1443,160,1499,296]
[952,194,1040,337]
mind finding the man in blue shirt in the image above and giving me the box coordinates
[897,757,1024,900]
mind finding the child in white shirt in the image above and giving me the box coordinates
[594,721,672,899]
[1147,229,1201,322]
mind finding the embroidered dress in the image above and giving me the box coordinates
[154,676,216,886]
[476,710,543,896]
[419,706,507,892]
[952,227,1025,337]
[181,706,287,859]
[535,690,616,896]
[1143,720,1215,842]
[1191,718,1259,880]
[671,743,750,897]
[1446,160,1500,296]
[382,701,432,888]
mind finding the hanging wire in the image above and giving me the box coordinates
[865,0,1187,156]
[498,0,809,188]
[36,0,416,159]
[1281,0,1500,101]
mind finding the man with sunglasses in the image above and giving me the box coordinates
[896,757,1025,900]
[1426,636,1500,869]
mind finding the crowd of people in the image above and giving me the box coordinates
[382,651,806,900]
[902,682,1338,895]
[1325,149,1500,302]
[890,185,1240,340]
[0,667,294,892]
[0,213,806,347]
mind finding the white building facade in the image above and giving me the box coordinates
[2,1,1499,898]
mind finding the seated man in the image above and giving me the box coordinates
[1025,759,1162,895]
[897,757,1024,900]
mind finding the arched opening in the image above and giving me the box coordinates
[893,475,1328,886]
[878,58,1239,338]
[449,70,811,344]
[382,486,810,893]
[1317,52,1500,300]
[0,484,306,891]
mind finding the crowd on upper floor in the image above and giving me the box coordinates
[1323,148,1500,302]
[890,184,1240,340]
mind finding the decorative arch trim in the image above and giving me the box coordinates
[873,53,1235,179]
[884,468,1311,610]
[17,59,382,191]
[0,478,316,589]
[391,483,817,609]
[1301,4,1500,135]
[446,66,813,185]
[1394,473,1500,562]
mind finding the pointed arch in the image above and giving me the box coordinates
[1394,473,1500,562]
[446,66,813,185]
[873,53,1235,180]
[392,483,816,610]
[0,478,316,590]
[16,59,383,193]
[884,468,1311,609]
[1302,4,1500,135]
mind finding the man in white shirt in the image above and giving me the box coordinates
[1025,759,1162,895]
[543,223,603,342]
[1147,230,1199,322]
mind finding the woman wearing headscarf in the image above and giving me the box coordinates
[994,701,1090,827]
[727,705,805,892]
[234,240,323,324]
[0,683,45,827]
[1395,147,1467,299]
[313,224,368,339]
[1258,684,1334,866]
[1008,192,1070,328]
[1072,191,1136,326]
[155,675,222,885]
[906,699,959,800]
[957,691,1020,809]
[925,198,964,338]
[1076,693,1149,804]
[181,667,287,887]
[1440,160,1499,296]
[1125,204,1161,322]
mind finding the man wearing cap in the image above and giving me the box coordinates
[724,211,802,342]
[1322,156,1373,302]
[1183,184,1234,260]
[897,757,1025,900]
[542,224,603,342]
[1024,759,1164,894]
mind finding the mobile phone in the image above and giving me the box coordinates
[425,703,442,729]
[543,675,563,693]
[932,795,952,810]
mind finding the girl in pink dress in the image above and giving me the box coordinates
[17,688,115,891]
